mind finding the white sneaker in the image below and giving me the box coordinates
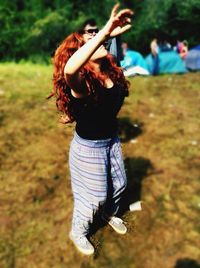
[69,231,94,255]
[102,216,127,234]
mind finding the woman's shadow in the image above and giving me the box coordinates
[90,117,153,234]
[118,156,153,216]
[174,259,200,268]
[118,117,143,142]
[117,117,154,215]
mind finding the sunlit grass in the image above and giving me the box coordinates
[0,63,199,268]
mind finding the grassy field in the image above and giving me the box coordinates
[0,63,200,268]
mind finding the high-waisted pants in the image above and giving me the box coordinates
[69,132,127,236]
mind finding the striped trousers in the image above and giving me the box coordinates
[69,132,127,236]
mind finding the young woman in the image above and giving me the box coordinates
[51,4,133,255]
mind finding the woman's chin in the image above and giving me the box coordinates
[100,52,108,59]
[91,53,107,61]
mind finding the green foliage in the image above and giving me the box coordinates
[26,12,69,55]
[126,0,200,53]
[0,0,199,62]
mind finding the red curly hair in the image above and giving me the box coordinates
[49,32,129,123]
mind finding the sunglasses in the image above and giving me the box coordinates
[84,28,99,34]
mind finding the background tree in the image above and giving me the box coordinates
[0,0,199,62]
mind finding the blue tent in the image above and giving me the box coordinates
[121,50,149,71]
[145,50,187,75]
[185,45,200,71]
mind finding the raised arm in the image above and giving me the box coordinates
[64,4,133,92]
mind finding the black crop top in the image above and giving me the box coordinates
[70,84,126,140]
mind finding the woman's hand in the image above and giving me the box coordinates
[64,3,133,89]
[102,3,134,38]
[59,114,71,124]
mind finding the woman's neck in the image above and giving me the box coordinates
[90,59,113,88]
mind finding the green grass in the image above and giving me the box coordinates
[0,63,200,268]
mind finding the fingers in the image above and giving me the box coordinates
[117,9,134,20]
[110,23,132,38]
[111,5,133,27]
[116,11,132,30]
[108,4,133,37]
[59,115,70,124]
[120,16,131,26]
[111,3,134,18]
[126,17,131,24]
[111,3,120,17]
[111,4,133,20]
[119,24,132,34]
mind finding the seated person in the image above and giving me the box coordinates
[120,42,149,75]
[176,40,188,59]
